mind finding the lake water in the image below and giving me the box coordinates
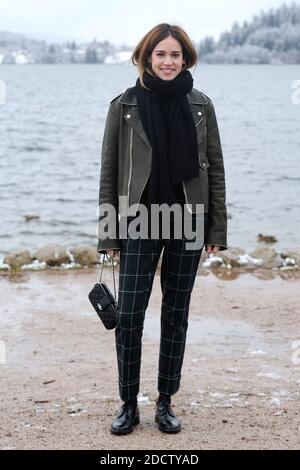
[0,63,300,258]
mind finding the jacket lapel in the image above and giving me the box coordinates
[120,86,208,148]
[123,108,151,148]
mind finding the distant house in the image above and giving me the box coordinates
[104,51,132,64]
[15,52,29,64]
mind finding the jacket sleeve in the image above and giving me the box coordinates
[97,99,121,253]
[205,100,228,251]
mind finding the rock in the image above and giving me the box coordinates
[0,262,10,271]
[208,256,224,268]
[3,250,32,269]
[24,214,40,222]
[242,261,262,271]
[218,246,246,267]
[200,250,224,268]
[33,244,70,266]
[69,245,99,266]
[279,249,300,267]
[257,233,278,243]
[250,247,281,269]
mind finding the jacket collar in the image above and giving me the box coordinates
[121,86,208,149]
[119,86,209,106]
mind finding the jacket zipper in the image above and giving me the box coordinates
[195,116,203,127]
[195,115,206,144]
[181,114,204,214]
[127,126,151,217]
[127,127,133,202]
[182,182,192,214]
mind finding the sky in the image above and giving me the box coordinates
[1,0,298,45]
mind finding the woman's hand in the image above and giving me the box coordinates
[206,245,220,254]
[105,249,120,259]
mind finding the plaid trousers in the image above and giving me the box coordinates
[115,214,207,401]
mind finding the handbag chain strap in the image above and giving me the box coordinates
[99,253,117,300]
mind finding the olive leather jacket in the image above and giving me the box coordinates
[97,86,227,252]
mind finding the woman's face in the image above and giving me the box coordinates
[150,36,185,80]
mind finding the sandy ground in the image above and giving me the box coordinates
[0,264,299,450]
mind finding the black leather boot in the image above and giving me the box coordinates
[155,397,181,433]
[110,399,140,435]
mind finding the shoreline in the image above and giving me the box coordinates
[1,243,300,278]
[1,264,300,282]
[0,268,299,449]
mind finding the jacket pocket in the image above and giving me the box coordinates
[195,115,207,144]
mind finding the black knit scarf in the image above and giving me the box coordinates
[135,69,199,206]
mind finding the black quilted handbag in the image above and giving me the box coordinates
[88,253,118,330]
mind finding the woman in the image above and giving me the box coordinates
[97,23,227,435]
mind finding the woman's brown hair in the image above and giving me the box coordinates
[131,23,198,89]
